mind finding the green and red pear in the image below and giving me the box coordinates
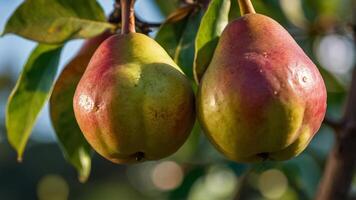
[51,31,112,101]
[73,32,195,164]
[50,31,113,146]
[197,0,327,162]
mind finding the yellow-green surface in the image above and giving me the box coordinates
[74,33,196,163]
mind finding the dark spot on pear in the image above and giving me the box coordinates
[257,152,269,161]
[134,152,145,161]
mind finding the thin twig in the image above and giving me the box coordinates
[198,0,211,9]
[135,14,162,34]
[108,1,121,24]
[120,0,136,34]
[233,166,253,200]
[109,1,162,35]
[315,2,356,199]
[135,14,162,27]
[323,117,343,131]
[315,23,356,200]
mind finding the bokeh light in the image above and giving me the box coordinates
[279,0,308,28]
[258,169,288,199]
[151,161,184,191]
[126,162,157,195]
[37,174,69,200]
[188,164,238,200]
[315,34,355,75]
[0,0,355,200]
[205,165,238,197]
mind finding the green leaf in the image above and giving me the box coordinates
[318,67,346,93]
[174,10,205,79]
[326,91,346,120]
[3,0,114,44]
[170,121,202,162]
[303,0,341,22]
[6,44,62,161]
[50,55,93,182]
[154,0,180,16]
[229,0,240,21]
[155,5,197,58]
[49,32,111,182]
[193,0,231,83]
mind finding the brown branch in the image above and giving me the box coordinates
[238,0,256,15]
[233,167,252,200]
[135,15,162,27]
[109,1,162,35]
[315,26,356,200]
[121,0,136,34]
[135,14,162,34]
[323,117,343,131]
[109,1,121,24]
[198,0,211,9]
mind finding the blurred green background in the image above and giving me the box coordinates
[0,0,356,199]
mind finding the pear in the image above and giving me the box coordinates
[197,13,327,162]
[50,31,112,153]
[73,33,195,163]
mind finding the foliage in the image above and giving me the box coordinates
[3,0,114,44]
[6,44,62,161]
[193,0,231,82]
[0,0,354,199]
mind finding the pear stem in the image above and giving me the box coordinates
[121,0,136,34]
[238,0,256,15]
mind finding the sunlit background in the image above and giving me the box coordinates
[0,0,356,200]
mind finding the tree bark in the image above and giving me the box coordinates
[315,1,356,198]
[315,35,356,200]
[316,69,356,200]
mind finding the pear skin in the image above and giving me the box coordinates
[73,33,195,164]
[197,14,327,162]
[50,32,112,174]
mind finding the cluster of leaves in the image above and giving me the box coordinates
[3,0,115,182]
[2,0,347,183]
